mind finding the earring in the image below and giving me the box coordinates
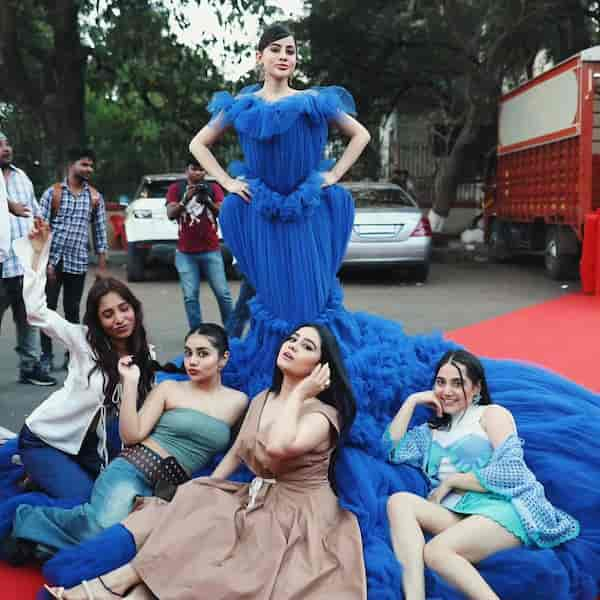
[472,392,482,405]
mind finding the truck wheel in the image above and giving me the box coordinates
[127,243,146,282]
[544,228,578,280]
[488,220,511,261]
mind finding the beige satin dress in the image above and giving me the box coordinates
[122,391,367,599]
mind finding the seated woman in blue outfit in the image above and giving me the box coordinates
[384,349,579,600]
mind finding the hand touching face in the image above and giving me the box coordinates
[276,326,323,379]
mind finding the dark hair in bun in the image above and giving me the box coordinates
[258,23,294,52]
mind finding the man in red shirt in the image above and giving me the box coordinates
[166,157,232,329]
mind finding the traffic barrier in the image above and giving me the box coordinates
[580,209,600,294]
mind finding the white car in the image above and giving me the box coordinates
[124,173,234,281]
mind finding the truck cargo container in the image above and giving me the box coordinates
[486,46,600,279]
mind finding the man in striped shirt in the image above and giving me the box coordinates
[39,147,108,373]
[0,132,57,385]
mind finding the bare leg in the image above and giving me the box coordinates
[46,563,142,600]
[387,492,462,600]
[424,515,522,600]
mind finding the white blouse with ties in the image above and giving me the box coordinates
[13,235,153,466]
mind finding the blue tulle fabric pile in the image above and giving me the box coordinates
[33,353,600,600]
[2,86,599,600]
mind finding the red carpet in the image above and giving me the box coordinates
[446,292,600,393]
[0,562,45,598]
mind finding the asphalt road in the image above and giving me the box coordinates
[0,253,575,433]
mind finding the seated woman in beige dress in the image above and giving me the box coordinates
[47,323,367,600]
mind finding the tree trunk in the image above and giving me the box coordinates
[45,1,87,177]
[429,103,479,231]
[0,1,86,179]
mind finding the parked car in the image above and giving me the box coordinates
[124,173,235,281]
[342,181,432,280]
[125,175,431,282]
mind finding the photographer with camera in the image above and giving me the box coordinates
[166,156,232,330]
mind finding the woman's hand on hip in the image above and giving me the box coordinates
[118,355,141,384]
[320,171,339,188]
[223,177,252,203]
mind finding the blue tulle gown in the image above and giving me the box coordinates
[3,86,600,600]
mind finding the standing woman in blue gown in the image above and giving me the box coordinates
[36,22,600,600]
[188,23,371,397]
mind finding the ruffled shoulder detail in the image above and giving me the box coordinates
[206,85,356,140]
[312,85,357,119]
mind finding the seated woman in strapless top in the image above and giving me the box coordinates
[7,322,247,559]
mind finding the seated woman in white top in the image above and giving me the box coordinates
[12,217,157,500]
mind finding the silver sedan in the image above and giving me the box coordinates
[342,181,432,280]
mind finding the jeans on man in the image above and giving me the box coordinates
[40,261,86,361]
[174,250,233,329]
[0,275,39,372]
[12,458,152,552]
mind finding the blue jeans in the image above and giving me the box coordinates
[226,277,255,338]
[12,458,152,551]
[18,425,100,501]
[0,276,39,371]
[175,250,233,329]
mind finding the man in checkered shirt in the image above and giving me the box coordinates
[38,147,108,373]
[0,132,57,385]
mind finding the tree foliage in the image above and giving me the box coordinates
[0,0,271,198]
[300,0,598,216]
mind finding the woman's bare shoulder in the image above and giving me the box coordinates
[222,386,249,406]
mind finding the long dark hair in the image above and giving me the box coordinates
[84,277,153,410]
[270,323,356,493]
[257,23,294,52]
[428,349,492,430]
